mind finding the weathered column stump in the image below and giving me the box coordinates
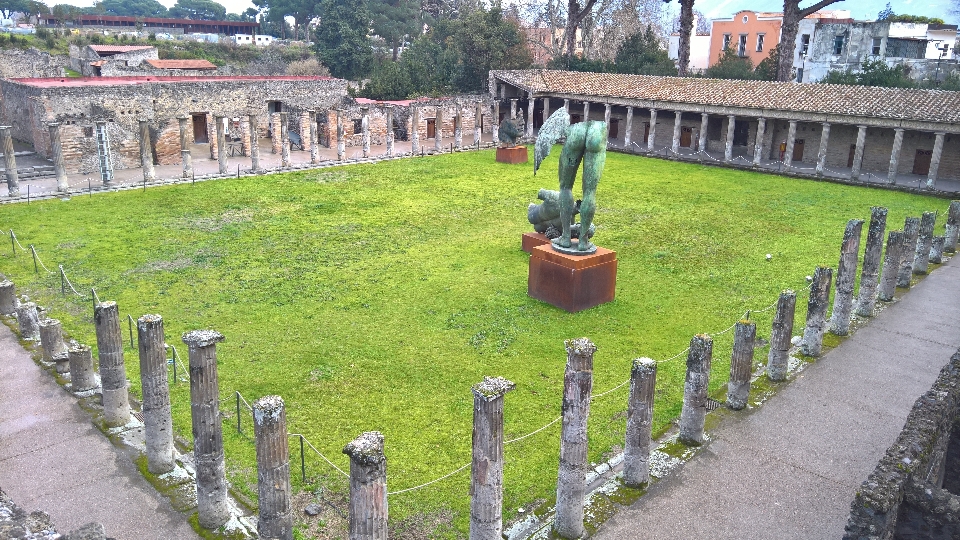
[39,318,69,373]
[0,280,16,315]
[679,334,713,446]
[343,431,388,540]
[253,395,292,540]
[945,201,960,253]
[829,219,864,335]
[930,236,945,264]
[95,301,130,426]
[800,266,833,357]
[766,291,797,381]
[727,321,756,410]
[554,338,595,539]
[183,329,229,530]
[68,344,97,393]
[470,376,515,540]
[16,301,40,340]
[138,314,174,475]
[624,358,656,487]
[913,211,936,275]
[855,207,888,317]
[897,217,921,288]
[878,231,904,302]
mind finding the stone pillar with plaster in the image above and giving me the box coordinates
[360,107,370,159]
[582,101,590,122]
[385,106,394,157]
[138,314,174,475]
[510,99,517,120]
[16,301,39,340]
[830,219,864,336]
[138,120,155,181]
[783,120,798,168]
[945,200,960,253]
[800,266,833,357]
[851,125,867,179]
[39,318,68,373]
[248,115,261,171]
[0,126,19,196]
[470,377,514,540]
[913,211,936,275]
[554,338,595,539]
[855,207,888,317]
[253,395,293,540]
[727,321,756,410]
[280,112,291,167]
[179,116,192,178]
[0,279,16,315]
[878,230,904,302]
[724,115,736,162]
[624,107,634,148]
[95,301,130,426]
[309,110,320,164]
[647,109,658,152]
[624,357,656,487]
[411,106,420,155]
[344,431,388,540]
[678,334,713,445]
[491,102,499,145]
[455,105,463,149]
[526,93,535,138]
[270,113,281,155]
[898,217,921,288]
[816,122,831,176]
[887,128,904,183]
[435,106,443,153]
[48,123,67,192]
[698,113,709,155]
[215,115,228,174]
[336,110,345,161]
[753,117,766,165]
[68,344,97,393]
[542,97,550,128]
[926,132,945,188]
[475,101,484,146]
[672,112,683,155]
[766,291,796,381]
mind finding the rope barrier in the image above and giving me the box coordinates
[289,433,350,479]
[58,265,87,298]
[387,463,471,495]
[236,391,254,412]
[30,246,55,274]
[11,231,27,252]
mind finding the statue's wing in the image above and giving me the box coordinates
[534,108,571,175]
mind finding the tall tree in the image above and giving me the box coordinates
[314,0,372,81]
[370,0,420,61]
[777,0,841,82]
[453,4,532,91]
[663,0,695,76]
[169,0,227,20]
[88,0,168,17]
[565,0,598,57]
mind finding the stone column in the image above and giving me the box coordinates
[253,395,292,540]
[897,217,921,288]
[678,334,713,446]
[182,329,229,530]
[624,358,656,487]
[270,113,281,155]
[435,107,443,153]
[336,110,345,161]
[582,101,590,122]
[309,110,320,164]
[470,377,514,540]
[829,219,864,335]
[878,231,904,302]
[510,99,517,120]
[816,122,831,176]
[68,344,97,392]
[476,101,484,146]
[624,107,634,148]
[926,132,946,188]
[554,338,595,539]
[855,207,888,317]
[753,117,766,165]
[16,301,39,340]
[0,126,19,196]
[542,97,551,127]
[385,106,394,157]
[851,125,867,179]
[603,103,611,131]
[138,314,174,475]
[931,236,945,264]
[913,211,936,275]
[360,107,370,159]
[783,120,798,168]
[39,318,68,373]
[0,279,16,315]
[48,123,67,192]
[672,112,683,155]
[280,112,291,167]
[343,431,388,540]
[647,109,658,152]
[455,105,463,149]
[766,291,796,382]
[411,106,420,155]
[208,114,218,159]
[727,321,756,410]
[698,113,709,154]
[526,93,535,138]
[492,102,500,145]
[800,266,833,357]
[215,116,228,174]
[179,116,193,178]
[945,201,960,253]
[247,115,261,172]
[724,115,736,162]
[563,99,569,112]
[139,120,156,181]
[95,301,130,426]
[887,128,904,183]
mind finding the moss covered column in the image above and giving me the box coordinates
[878,230,904,302]
[855,207,888,317]
[95,301,130,426]
[0,279,16,315]
[554,338,595,539]
[829,219,864,336]
[38,318,68,373]
[470,377,514,540]
[138,314,174,475]
[16,301,39,340]
[624,357,656,487]
[898,217,921,288]
[800,266,833,357]
[254,395,292,540]
[930,236,945,264]
[679,334,713,445]
[343,431,388,540]
[766,291,796,381]
[727,320,756,410]
[913,211,937,275]
[68,344,97,393]
[0,126,19,197]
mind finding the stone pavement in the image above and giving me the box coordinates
[0,324,200,539]
[594,256,960,539]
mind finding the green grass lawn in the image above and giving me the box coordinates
[0,149,948,536]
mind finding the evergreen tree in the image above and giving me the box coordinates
[614,25,677,76]
[704,46,756,80]
[169,0,226,20]
[369,0,420,61]
[754,44,781,81]
[314,0,372,81]
[452,5,531,92]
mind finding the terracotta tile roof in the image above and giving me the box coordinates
[89,45,156,55]
[145,59,217,70]
[492,69,960,125]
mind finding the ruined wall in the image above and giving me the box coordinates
[0,48,67,79]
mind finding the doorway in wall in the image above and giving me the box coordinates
[912,149,932,175]
[426,118,437,138]
[732,121,749,146]
[192,114,208,144]
[680,126,692,147]
[793,139,805,161]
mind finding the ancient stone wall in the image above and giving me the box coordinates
[0,48,67,79]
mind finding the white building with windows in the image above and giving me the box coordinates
[233,34,274,46]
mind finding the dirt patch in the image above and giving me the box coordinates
[292,489,348,540]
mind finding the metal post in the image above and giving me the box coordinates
[30,245,37,275]
[300,434,306,483]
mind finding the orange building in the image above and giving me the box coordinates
[708,10,784,67]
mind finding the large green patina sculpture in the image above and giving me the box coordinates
[534,108,607,255]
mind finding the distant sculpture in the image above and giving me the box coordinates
[499,118,522,146]
[534,108,607,255]
[528,188,594,240]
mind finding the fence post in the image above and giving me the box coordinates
[470,376,514,540]
[0,279,16,315]
[554,338,595,539]
[343,431,388,540]
[829,219,863,336]
[68,344,97,392]
[727,321,756,410]
[236,392,241,434]
[945,200,960,253]
[855,207,888,317]
[253,395,293,540]
[29,245,37,275]
[95,301,131,426]
[897,217,921,288]
[16,301,40,341]
[930,236,945,264]
[878,231,905,302]
[913,211,936,275]
[9,230,15,257]
[766,291,797,382]
[679,334,713,446]
[300,435,305,483]
[800,266,833,357]
[60,267,65,295]
[624,358,656,487]
[182,329,229,530]
[38,318,69,373]
[138,314,174,475]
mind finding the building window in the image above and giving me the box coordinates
[757,34,765,52]
[833,35,844,55]
[872,38,882,55]
[722,33,731,50]
[738,34,747,57]
[800,34,810,56]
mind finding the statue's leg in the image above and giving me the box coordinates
[578,121,608,252]
[554,123,587,248]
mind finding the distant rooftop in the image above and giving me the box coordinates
[89,45,155,56]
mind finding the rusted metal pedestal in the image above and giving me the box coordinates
[528,244,617,313]
[496,146,528,164]
[521,232,550,253]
